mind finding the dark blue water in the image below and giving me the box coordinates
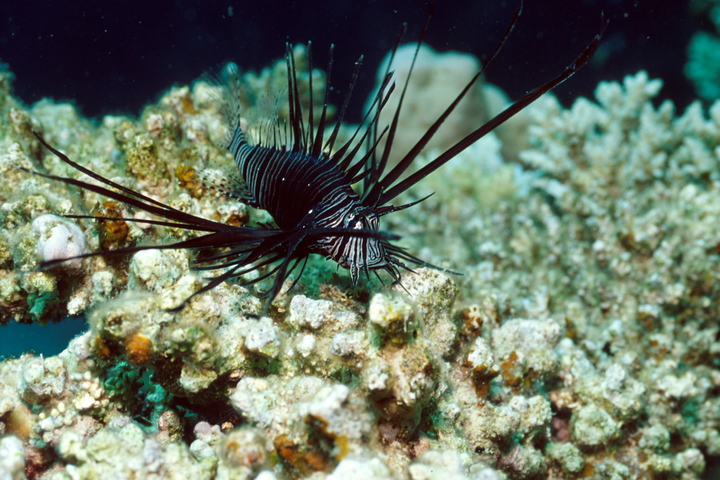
[0,317,87,359]
[0,0,697,120]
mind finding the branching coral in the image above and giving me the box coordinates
[0,39,719,479]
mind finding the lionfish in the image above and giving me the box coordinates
[27,2,604,313]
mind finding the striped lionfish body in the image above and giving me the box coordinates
[28,2,604,313]
[227,127,389,283]
[229,133,341,231]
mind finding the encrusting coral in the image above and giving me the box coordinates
[370,44,532,166]
[0,40,719,480]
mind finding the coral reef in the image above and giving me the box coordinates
[0,43,719,480]
[369,44,531,166]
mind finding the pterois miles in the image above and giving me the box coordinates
[27,2,604,313]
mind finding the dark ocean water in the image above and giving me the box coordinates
[0,317,86,359]
[0,0,700,120]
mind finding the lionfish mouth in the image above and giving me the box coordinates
[24,0,604,314]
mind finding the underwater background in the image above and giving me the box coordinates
[0,0,697,357]
[1,0,696,120]
[2,0,720,479]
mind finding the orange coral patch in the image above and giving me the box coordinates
[125,333,153,364]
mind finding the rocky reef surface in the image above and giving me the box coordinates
[0,45,719,480]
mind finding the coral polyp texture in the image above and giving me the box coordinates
[0,46,719,480]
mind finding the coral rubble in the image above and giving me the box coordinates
[0,45,719,480]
